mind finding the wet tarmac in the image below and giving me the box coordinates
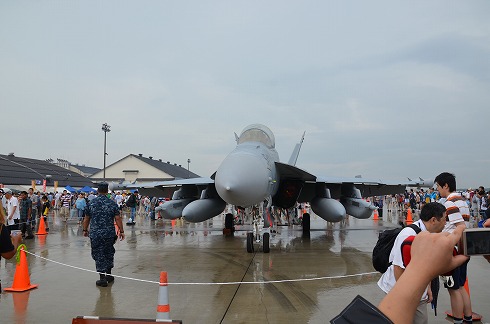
[1,209,489,323]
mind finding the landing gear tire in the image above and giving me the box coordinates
[246,232,254,253]
[225,213,234,232]
[302,213,310,234]
[263,233,270,253]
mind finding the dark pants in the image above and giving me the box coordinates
[90,236,116,273]
[20,217,34,237]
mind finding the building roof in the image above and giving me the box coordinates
[0,154,94,187]
[72,164,101,176]
[132,154,200,179]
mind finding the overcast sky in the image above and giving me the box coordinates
[1,1,489,189]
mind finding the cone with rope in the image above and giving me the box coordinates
[4,245,39,292]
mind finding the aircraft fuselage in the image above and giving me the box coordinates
[214,141,279,207]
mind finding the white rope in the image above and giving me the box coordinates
[24,250,378,286]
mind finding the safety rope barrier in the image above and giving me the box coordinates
[24,250,378,286]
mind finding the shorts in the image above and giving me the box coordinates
[444,259,469,290]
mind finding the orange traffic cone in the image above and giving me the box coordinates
[4,247,39,292]
[373,209,379,220]
[36,216,48,235]
[406,208,413,225]
[156,271,170,320]
[464,277,470,295]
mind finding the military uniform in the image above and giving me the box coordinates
[86,194,120,274]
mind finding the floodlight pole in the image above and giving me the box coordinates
[102,123,111,181]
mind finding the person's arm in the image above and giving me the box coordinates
[393,265,404,281]
[8,205,17,220]
[378,226,469,324]
[1,232,22,259]
[27,201,32,220]
[82,215,90,237]
[484,218,490,228]
[426,284,433,304]
[115,214,125,241]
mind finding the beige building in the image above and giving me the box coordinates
[90,153,199,186]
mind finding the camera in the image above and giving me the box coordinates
[461,228,490,256]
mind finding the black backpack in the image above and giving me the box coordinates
[126,195,136,207]
[372,223,421,273]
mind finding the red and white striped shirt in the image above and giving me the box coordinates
[443,192,469,233]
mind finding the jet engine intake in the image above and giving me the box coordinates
[341,197,376,219]
[310,197,346,222]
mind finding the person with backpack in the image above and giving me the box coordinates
[125,190,138,225]
[377,202,447,324]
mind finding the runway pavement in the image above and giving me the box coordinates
[0,208,489,323]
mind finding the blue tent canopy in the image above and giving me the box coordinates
[64,185,77,193]
[80,186,95,193]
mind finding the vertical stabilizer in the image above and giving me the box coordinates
[287,131,305,166]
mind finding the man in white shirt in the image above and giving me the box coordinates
[378,202,447,324]
[4,189,20,230]
[435,172,473,324]
[114,192,123,210]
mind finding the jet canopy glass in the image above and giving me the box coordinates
[237,124,275,148]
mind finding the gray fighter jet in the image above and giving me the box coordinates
[133,124,430,252]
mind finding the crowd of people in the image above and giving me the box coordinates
[0,187,166,237]
[382,186,490,221]
[1,174,490,321]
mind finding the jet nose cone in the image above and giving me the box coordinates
[215,152,270,206]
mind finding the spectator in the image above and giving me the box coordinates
[377,202,447,323]
[4,188,20,231]
[18,191,34,239]
[75,193,87,225]
[435,172,472,324]
[59,190,72,222]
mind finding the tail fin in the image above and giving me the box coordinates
[288,131,305,166]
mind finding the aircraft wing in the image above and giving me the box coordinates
[128,177,214,197]
[298,176,432,201]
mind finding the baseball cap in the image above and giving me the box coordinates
[3,188,13,195]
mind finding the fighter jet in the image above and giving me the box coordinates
[133,124,430,252]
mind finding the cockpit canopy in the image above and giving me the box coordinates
[237,124,275,149]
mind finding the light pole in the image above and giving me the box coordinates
[101,123,111,181]
[187,158,191,178]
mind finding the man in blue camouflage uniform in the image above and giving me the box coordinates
[83,183,125,287]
